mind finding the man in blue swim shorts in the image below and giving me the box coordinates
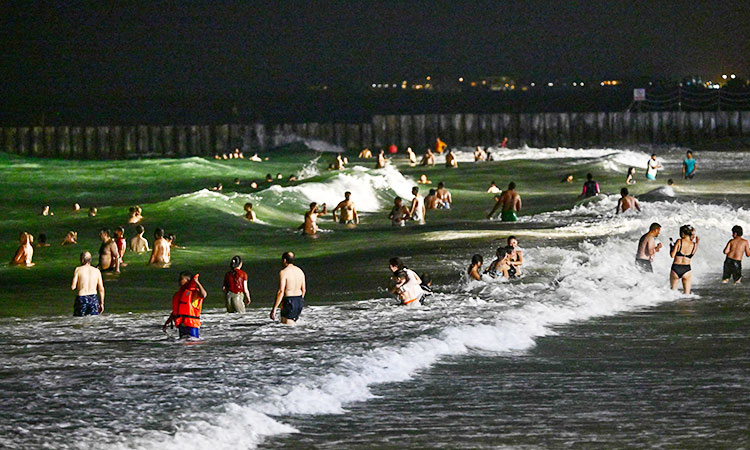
[70,251,105,316]
[270,251,306,326]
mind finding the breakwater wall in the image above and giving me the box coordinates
[2,111,749,158]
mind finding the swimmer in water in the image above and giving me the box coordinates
[211,182,223,191]
[128,206,143,224]
[73,203,81,212]
[249,153,262,162]
[409,186,426,225]
[302,202,327,236]
[435,182,453,209]
[11,232,35,267]
[41,205,53,216]
[393,269,425,306]
[71,251,105,316]
[421,148,435,166]
[474,146,487,161]
[270,251,306,325]
[332,192,359,225]
[88,207,98,217]
[358,148,372,158]
[149,227,171,266]
[129,225,149,252]
[487,181,501,193]
[484,247,510,279]
[113,226,127,267]
[669,225,699,294]
[388,197,410,227]
[646,153,662,180]
[418,174,432,184]
[722,225,750,284]
[616,187,641,214]
[445,149,458,168]
[223,255,251,313]
[163,271,207,339]
[97,228,120,273]
[561,174,574,183]
[62,231,78,246]
[625,167,636,185]
[579,173,600,198]
[487,182,521,221]
[635,222,662,272]
[265,174,274,183]
[244,202,257,221]
[36,233,50,247]
[682,150,697,180]
[376,149,386,169]
[332,154,346,170]
[507,236,523,276]
[425,189,439,210]
[468,254,483,280]
[406,147,417,164]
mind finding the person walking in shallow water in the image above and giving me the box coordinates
[670,225,699,294]
[270,252,306,325]
[635,223,662,272]
[223,255,251,313]
[722,225,750,284]
[71,251,105,316]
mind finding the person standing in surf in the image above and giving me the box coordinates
[722,225,750,284]
[149,228,171,266]
[70,251,105,316]
[302,202,327,236]
[507,236,523,276]
[579,173,600,199]
[646,153,662,181]
[332,192,359,225]
[270,252,306,325]
[616,188,641,214]
[487,182,521,222]
[97,229,120,273]
[408,186,426,225]
[163,271,207,339]
[10,232,35,267]
[223,255,251,313]
[375,149,386,169]
[669,225,699,294]
[682,150,697,180]
[635,222,662,272]
[468,254,483,280]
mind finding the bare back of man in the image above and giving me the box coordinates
[98,236,120,273]
[149,237,171,266]
[722,229,750,283]
[488,185,521,220]
[71,252,105,315]
[617,195,641,214]
[271,252,306,325]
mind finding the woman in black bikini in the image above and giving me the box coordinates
[669,225,700,294]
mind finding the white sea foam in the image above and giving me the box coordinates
[294,156,321,180]
[440,146,656,168]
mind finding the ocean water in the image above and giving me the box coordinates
[1,148,748,448]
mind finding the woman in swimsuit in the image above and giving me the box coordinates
[467,254,483,281]
[669,224,699,294]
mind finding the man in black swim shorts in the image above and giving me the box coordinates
[722,225,750,284]
[270,252,306,325]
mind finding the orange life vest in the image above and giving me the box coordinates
[172,279,202,328]
[435,138,447,154]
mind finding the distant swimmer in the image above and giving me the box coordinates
[163,272,207,339]
[62,231,78,246]
[500,137,508,148]
[616,188,641,214]
[683,150,697,180]
[425,189,439,210]
[36,233,50,248]
[435,182,453,209]
[332,192,359,225]
[393,269,425,306]
[406,147,417,164]
[128,206,143,224]
[487,182,521,221]
[270,251,306,325]
[358,148,373,159]
[10,232,34,267]
[505,246,519,278]
[409,186,426,224]
[625,167,636,185]
[149,227,171,266]
[97,228,120,273]
[302,202,327,236]
[114,226,127,267]
[435,137,447,154]
[722,225,750,284]
[41,205,53,216]
[211,182,223,191]
[388,197,410,227]
[484,247,511,280]
[474,146,486,162]
[646,153,662,180]
[468,254,483,280]
[420,148,435,166]
[223,255,251,313]
[70,251,105,316]
[579,173,600,199]
[244,202,257,222]
[73,203,81,212]
[507,236,523,276]
[561,174,574,183]
[418,174,432,184]
[669,224,699,294]
[129,225,149,252]
[333,154,346,170]
[249,153,262,162]
[376,149,386,169]
[635,222,662,272]
[487,181,501,193]
[88,207,98,217]
[265,173,274,183]
[445,149,458,168]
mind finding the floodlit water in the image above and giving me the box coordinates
[1,148,749,448]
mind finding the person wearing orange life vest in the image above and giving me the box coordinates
[163,271,208,339]
[435,137,447,154]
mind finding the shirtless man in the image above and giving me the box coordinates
[358,148,372,158]
[332,192,359,225]
[409,186,426,224]
[616,188,641,214]
[10,232,34,267]
[445,150,458,168]
[302,202,327,235]
[424,189,439,210]
[375,149,386,169]
[487,182,521,221]
[474,146,486,161]
[722,225,750,284]
[333,154,346,170]
[270,252,306,325]
[97,229,120,273]
[62,231,78,246]
[635,222,662,272]
[243,202,257,222]
[389,197,410,227]
[406,147,417,164]
[435,182,452,209]
[420,148,435,166]
[149,228,171,266]
[71,251,105,316]
[129,225,149,252]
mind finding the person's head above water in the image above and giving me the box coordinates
[507,236,518,247]
[282,251,295,265]
[651,153,657,159]
[667,179,674,186]
[628,167,635,175]
[471,254,483,266]
[496,247,508,259]
[686,150,693,158]
[309,202,318,211]
[428,189,436,196]
[437,182,444,189]
[80,251,92,265]
[412,186,419,195]
[154,228,164,239]
[389,257,405,272]
[230,255,242,269]
[394,196,402,205]
[732,225,743,237]
[621,187,629,196]
[394,269,408,283]
[679,224,694,238]
[135,224,145,235]
[115,226,124,237]
[244,202,253,211]
[508,182,516,190]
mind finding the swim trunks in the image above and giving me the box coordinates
[646,173,656,180]
[501,210,518,222]
[281,296,304,321]
[635,258,653,273]
[178,325,200,339]
[671,264,691,278]
[722,257,742,281]
[74,294,99,317]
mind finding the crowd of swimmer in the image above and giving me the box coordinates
[10,143,750,339]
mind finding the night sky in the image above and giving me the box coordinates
[2,1,748,102]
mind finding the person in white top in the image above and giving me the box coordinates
[646,153,662,180]
[409,186,426,224]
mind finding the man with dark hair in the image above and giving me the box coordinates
[332,191,359,225]
[97,228,120,273]
[487,181,522,222]
[722,225,750,284]
[580,173,600,198]
[71,251,105,316]
[616,187,641,214]
[149,227,170,266]
[635,223,663,272]
[130,224,149,252]
[435,182,452,209]
[270,252,306,325]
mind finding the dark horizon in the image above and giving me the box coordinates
[2,1,748,105]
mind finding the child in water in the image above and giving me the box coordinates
[163,272,207,339]
[393,269,424,306]
[468,254,483,280]
[484,247,511,280]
